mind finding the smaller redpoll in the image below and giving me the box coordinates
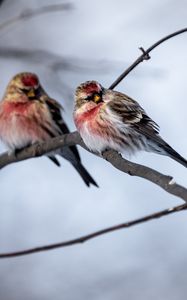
[74,80,187,168]
[0,73,98,187]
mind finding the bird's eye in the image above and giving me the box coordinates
[85,95,93,101]
[21,87,42,99]
[21,88,35,98]
[85,92,102,103]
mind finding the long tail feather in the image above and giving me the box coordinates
[163,144,187,168]
[72,163,99,187]
[148,138,187,168]
[48,155,61,167]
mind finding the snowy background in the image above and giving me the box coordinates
[0,0,187,299]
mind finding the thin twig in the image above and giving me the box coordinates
[0,203,186,258]
[0,28,187,259]
[109,28,187,89]
[0,3,72,32]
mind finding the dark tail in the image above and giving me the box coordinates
[164,144,187,168]
[50,146,98,187]
[48,155,61,167]
[72,163,99,187]
[144,132,187,168]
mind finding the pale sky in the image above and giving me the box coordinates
[0,1,187,299]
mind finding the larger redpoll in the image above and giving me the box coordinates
[74,80,187,167]
[0,73,98,187]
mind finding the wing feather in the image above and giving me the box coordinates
[107,91,159,134]
[45,98,81,162]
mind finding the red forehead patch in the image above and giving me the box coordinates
[83,81,100,94]
[22,74,38,87]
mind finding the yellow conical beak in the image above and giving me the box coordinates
[94,94,101,103]
[27,89,35,98]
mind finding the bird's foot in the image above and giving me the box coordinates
[100,148,108,157]
[13,147,25,158]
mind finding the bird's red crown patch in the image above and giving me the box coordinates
[83,82,100,94]
[22,74,38,87]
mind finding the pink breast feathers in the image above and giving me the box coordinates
[2,101,33,115]
[75,103,103,130]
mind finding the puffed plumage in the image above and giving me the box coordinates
[74,80,187,168]
[0,73,98,187]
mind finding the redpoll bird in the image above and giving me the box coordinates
[74,81,187,167]
[0,73,98,187]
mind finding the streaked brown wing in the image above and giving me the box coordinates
[108,91,159,134]
[46,98,81,162]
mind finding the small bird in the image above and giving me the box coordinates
[0,73,98,187]
[74,80,187,167]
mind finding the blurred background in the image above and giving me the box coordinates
[0,0,187,299]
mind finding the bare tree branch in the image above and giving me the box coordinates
[0,28,187,259]
[0,3,72,32]
[0,131,187,202]
[0,47,117,103]
[109,27,187,89]
[0,203,186,258]
[0,48,114,73]
[0,0,5,7]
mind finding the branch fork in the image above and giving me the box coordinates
[0,27,187,258]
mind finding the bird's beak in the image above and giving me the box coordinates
[94,94,101,103]
[27,89,35,98]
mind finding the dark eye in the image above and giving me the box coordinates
[21,88,34,99]
[85,92,102,103]
[21,87,41,99]
[21,88,29,94]
[85,94,93,101]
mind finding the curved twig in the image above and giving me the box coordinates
[0,203,186,258]
[0,28,187,259]
[109,28,187,89]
